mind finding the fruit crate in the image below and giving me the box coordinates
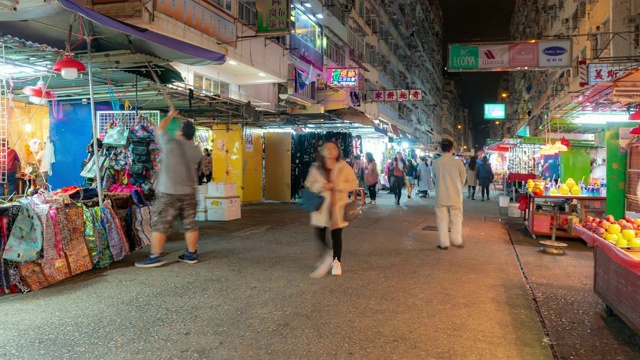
[593,246,640,336]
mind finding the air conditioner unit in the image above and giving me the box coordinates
[624,15,640,27]
[561,18,570,26]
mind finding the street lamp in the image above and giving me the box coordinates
[501,92,508,98]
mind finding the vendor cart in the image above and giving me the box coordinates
[574,225,640,336]
[525,194,606,240]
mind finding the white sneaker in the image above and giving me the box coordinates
[310,251,333,279]
[331,259,342,276]
[371,200,376,205]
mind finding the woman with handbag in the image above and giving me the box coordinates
[364,152,379,205]
[305,141,358,278]
[199,148,213,184]
[389,152,407,205]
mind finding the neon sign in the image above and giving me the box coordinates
[328,68,359,88]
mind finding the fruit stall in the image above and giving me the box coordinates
[574,217,640,336]
[524,178,606,239]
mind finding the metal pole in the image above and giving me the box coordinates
[87,34,103,207]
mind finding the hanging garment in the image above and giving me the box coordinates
[82,205,114,269]
[3,199,44,262]
[100,204,129,261]
[58,205,92,276]
[3,205,29,293]
[39,137,55,176]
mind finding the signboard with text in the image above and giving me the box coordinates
[484,104,506,120]
[156,0,237,46]
[371,90,422,102]
[328,68,359,88]
[256,0,290,34]
[448,39,572,71]
[588,63,637,85]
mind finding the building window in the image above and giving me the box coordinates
[193,72,230,96]
[292,8,321,50]
[238,0,257,25]
[211,0,232,13]
[324,36,346,66]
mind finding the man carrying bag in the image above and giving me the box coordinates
[135,108,203,268]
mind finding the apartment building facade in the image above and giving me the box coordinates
[505,0,640,139]
[82,0,446,144]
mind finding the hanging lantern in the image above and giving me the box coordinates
[630,108,640,121]
[538,144,558,155]
[630,124,640,135]
[22,81,54,105]
[560,137,571,148]
[550,141,568,152]
[52,53,86,80]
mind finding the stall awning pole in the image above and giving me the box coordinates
[87,33,103,207]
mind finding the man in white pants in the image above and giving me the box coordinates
[432,139,466,249]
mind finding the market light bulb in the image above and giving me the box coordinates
[25,123,32,132]
[28,96,48,105]
[61,67,78,80]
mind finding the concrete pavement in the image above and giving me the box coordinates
[0,190,617,359]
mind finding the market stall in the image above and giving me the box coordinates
[574,224,640,336]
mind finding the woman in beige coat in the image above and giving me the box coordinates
[305,141,358,278]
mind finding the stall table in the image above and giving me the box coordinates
[574,225,640,336]
[525,193,606,239]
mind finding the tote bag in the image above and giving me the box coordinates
[103,123,130,147]
[299,188,325,212]
[131,190,152,247]
[80,150,108,178]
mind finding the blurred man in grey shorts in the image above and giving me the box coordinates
[135,108,203,268]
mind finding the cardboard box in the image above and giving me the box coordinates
[207,205,241,221]
[207,182,237,197]
[205,196,240,208]
[196,185,208,194]
[196,194,206,210]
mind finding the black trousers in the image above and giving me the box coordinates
[481,186,490,199]
[467,185,476,198]
[393,176,404,203]
[367,183,377,201]
[315,227,343,261]
[198,173,212,185]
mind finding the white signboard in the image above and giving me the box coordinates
[588,63,637,85]
[478,45,509,69]
[538,40,572,68]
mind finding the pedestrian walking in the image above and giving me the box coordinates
[477,155,494,202]
[135,108,204,268]
[305,141,358,278]
[432,139,466,250]
[416,156,435,198]
[352,154,365,188]
[406,158,416,199]
[364,152,379,205]
[389,152,407,205]
[198,148,213,185]
[466,156,478,200]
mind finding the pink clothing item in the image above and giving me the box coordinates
[365,161,379,186]
[49,208,64,258]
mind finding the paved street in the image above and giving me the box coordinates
[1,192,639,359]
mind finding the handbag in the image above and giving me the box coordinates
[80,150,108,178]
[103,122,130,147]
[130,190,152,247]
[299,188,324,212]
[344,201,363,222]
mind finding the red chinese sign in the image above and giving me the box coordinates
[369,89,422,102]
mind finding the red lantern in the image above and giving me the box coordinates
[629,108,640,121]
[630,124,640,135]
[560,137,571,148]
